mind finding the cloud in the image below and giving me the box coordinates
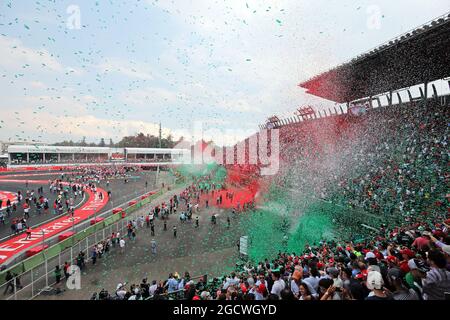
[120,86,177,107]
[0,36,63,72]
[65,66,84,76]
[30,81,46,89]
[97,57,154,80]
[0,104,174,143]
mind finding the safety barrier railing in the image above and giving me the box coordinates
[143,274,206,301]
[0,182,185,300]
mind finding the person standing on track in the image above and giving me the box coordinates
[63,262,70,279]
[23,202,30,219]
[173,226,177,238]
[25,226,32,240]
[150,222,155,236]
[119,238,125,254]
[54,266,62,285]
[3,271,14,295]
[151,239,157,255]
[16,220,23,234]
[137,216,143,228]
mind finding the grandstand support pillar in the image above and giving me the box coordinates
[431,84,438,101]
[407,90,413,102]
[397,92,402,106]
[72,153,75,161]
[26,153,29,163]
[423,81,428,107]
[58,153,60,163]
[43,153,46,163]
[419,87,424,99]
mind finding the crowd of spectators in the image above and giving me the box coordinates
[278,99,448,237]
[90,98,449,300]
[0,165,142,236]
[91,208,449,300]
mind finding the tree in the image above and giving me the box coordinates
[54,132,177,148]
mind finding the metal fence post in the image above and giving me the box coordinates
[70,246,73,264]
[31,268,34,298]
[14,277,17,300]
[45,257,48,288]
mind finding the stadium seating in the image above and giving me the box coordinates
[91,99,449,301]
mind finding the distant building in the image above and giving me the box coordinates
[6,145,190,168]
[0,141,46,155]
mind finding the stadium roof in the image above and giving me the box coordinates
[7,145,190,154]
[125,147,190,154]
[299,12,450,103]
[8,145,111,154]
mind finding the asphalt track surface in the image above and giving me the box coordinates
[33,185,244,300]
[0,170,162,265]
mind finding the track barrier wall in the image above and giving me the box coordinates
[0,188,165,299]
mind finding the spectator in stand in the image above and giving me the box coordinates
[365,271,392,300]
[422,249,450,300]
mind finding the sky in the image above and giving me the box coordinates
[0,0,449,146]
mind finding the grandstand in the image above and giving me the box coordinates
[0,10,449,303]
[6,145,191,168]
[258,12,450,130]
